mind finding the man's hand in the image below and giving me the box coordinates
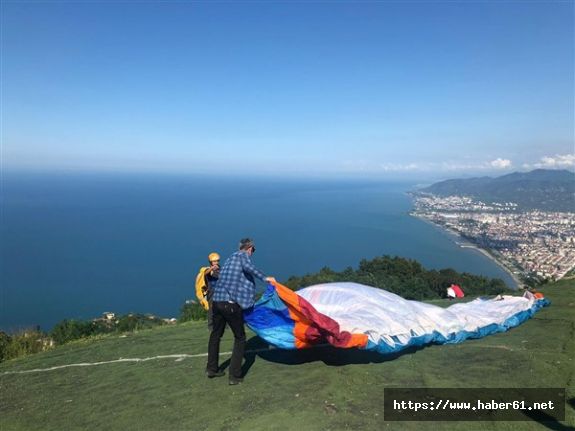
[265,277,277,283]
[207,264,219,276]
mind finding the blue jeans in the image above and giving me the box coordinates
[206,301,246,380]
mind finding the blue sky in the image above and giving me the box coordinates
[2,1,573,179]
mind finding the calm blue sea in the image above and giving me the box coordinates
[0,172,516,332]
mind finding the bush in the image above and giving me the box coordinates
[50,319,95,345]
[0,331,12,362]
[116,314,165,332]
[1,313,170,362]
[179,302,208,322]
[1,330,51,361]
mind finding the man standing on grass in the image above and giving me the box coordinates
[206,238,276,385]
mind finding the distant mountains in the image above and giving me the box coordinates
[420,169,575,212]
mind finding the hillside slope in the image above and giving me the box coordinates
[421,169,575,211]
[1,281,574,431]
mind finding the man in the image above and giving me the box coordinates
[195,252,220,331]
[206,238,275,385]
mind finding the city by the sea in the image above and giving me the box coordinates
[0,172,518,332]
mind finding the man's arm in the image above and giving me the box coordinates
[240,252,267,281]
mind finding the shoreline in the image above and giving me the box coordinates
[456,242,524,289]
[411,212,523,290]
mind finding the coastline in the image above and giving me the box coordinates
[411,212,523,290]
[456,242,524,289]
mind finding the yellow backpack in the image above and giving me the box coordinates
[195,267,211,310]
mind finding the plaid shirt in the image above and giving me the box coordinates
[213,250,266,309]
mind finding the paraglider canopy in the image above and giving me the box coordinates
[245,281,549,355]
[447,284,464,298]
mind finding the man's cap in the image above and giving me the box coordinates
[208,252,220,262]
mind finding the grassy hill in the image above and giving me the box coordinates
[1,280,574,431]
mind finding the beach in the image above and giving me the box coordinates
[411,213,523,289]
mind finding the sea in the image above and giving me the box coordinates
[0,172,517,332]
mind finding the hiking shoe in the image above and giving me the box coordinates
[206,370,225,378]
[229,378,244,385]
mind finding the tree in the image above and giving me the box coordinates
[282,255,512,299]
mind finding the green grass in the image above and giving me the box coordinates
[1,281,573,431]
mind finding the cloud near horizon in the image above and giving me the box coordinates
[490,158,512,169]
[377,158,513,173]
[372,155,575,174]
[522,154,575,169]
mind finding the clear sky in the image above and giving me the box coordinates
[2,1,573,179]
